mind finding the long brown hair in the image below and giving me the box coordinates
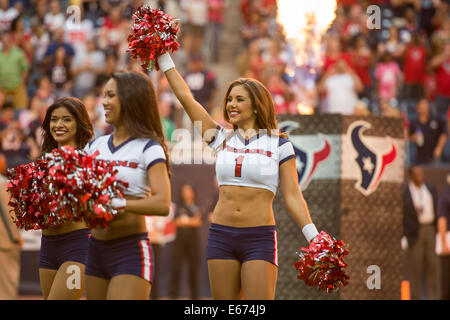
[41,97,94,154]
[222,78,286,137]
[111,71,170,173]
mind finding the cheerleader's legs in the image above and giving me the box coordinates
[207,259,242,300]
[106,274,151,300]
[241,260,277,300]
[39,261,86,300]
[85,274,151,300]
[85,275,109,300]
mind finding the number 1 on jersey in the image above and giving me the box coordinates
[235,155,244,177]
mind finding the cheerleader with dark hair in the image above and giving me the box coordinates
[83,71,171,300]
[39,97,94,299]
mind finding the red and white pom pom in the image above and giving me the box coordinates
[44,146,129,229]
[6,146,128,230]
[127,5,180,70]
[6,160,62,230]
[294,231,350,293]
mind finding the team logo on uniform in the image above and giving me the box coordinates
[280,122,331,190]
[348,120,397,196]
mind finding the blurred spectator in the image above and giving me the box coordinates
[180,0,208,55]
[399,7,418,44]
[82,92,108,138]
[340,3,366,44]
[0,122,39,168]
[374,52,402,102]
[10,14,33,63]
[266,71,295,114]
[402,33,428,105]
[240,9,261,48]
[424,67,438,103]
[431,17,450,57]
[157,73,184,130]
[353,100,371,116]
[71,38,106,99]
[403,165,439,300]
[351,35,373,103]
[17,95,45,149]
[44,0,65,33]
[0,101,14,131]
[0,153,22,300]
[97,5,129,53]
[0,0,18,32]
[379,26,406,62]
[322,36,353,73]
[409,99,447,164]
[391,0,420,29]
[0,30,30,110]
[28,0,47,27]
[94,51,118,95]
[42,27,75,67]
[63,5,95,54]
[205,0,226,63]
[418,0,437,37]
[47,46,72,99]
[236,40,265,80]
[184,54,217,114]
[31,75,55,112]
[159,93,176,142]
[380,99,401,118]
[318,59,363,115]
[436,183,450,299]
[30,20,50,64]
[430,40,450,121]
[99,0,129,15]
[170,183,202,300]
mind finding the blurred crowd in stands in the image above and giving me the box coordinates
[236,0,450,166]
[0,0,449,171]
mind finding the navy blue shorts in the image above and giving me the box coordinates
[85,233,154,283]
[206,223,279,267]
[39,228,90,270]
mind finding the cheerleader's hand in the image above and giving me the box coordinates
[111,197,127,212]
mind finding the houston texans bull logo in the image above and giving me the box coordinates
[280,121,331,190]
[348,120,397,196]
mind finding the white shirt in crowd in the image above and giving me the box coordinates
[180,0,208,26]
[44,12,65,32]
[324,73,359,115]
[0,6,18,32]
[408,183,435,225]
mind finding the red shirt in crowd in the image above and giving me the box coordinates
[403,45,427,84]
[424,73,437,101]
[435,58,450,97]
[352,52,372,86]
[208,0,225,23]
[337,0,358,6]
[322,52,354,72]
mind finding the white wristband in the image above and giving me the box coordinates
[157,52,175,73]
[302,223,319,242]
[111,197,126,209]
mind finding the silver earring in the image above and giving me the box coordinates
[254,110,257,114]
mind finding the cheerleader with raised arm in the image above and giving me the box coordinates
[157,52,320,300]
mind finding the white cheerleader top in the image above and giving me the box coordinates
[208,126,295,195]
[84,134,167,198]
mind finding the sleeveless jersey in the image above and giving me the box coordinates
[208,126,295,195]
[84,134,167,198]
